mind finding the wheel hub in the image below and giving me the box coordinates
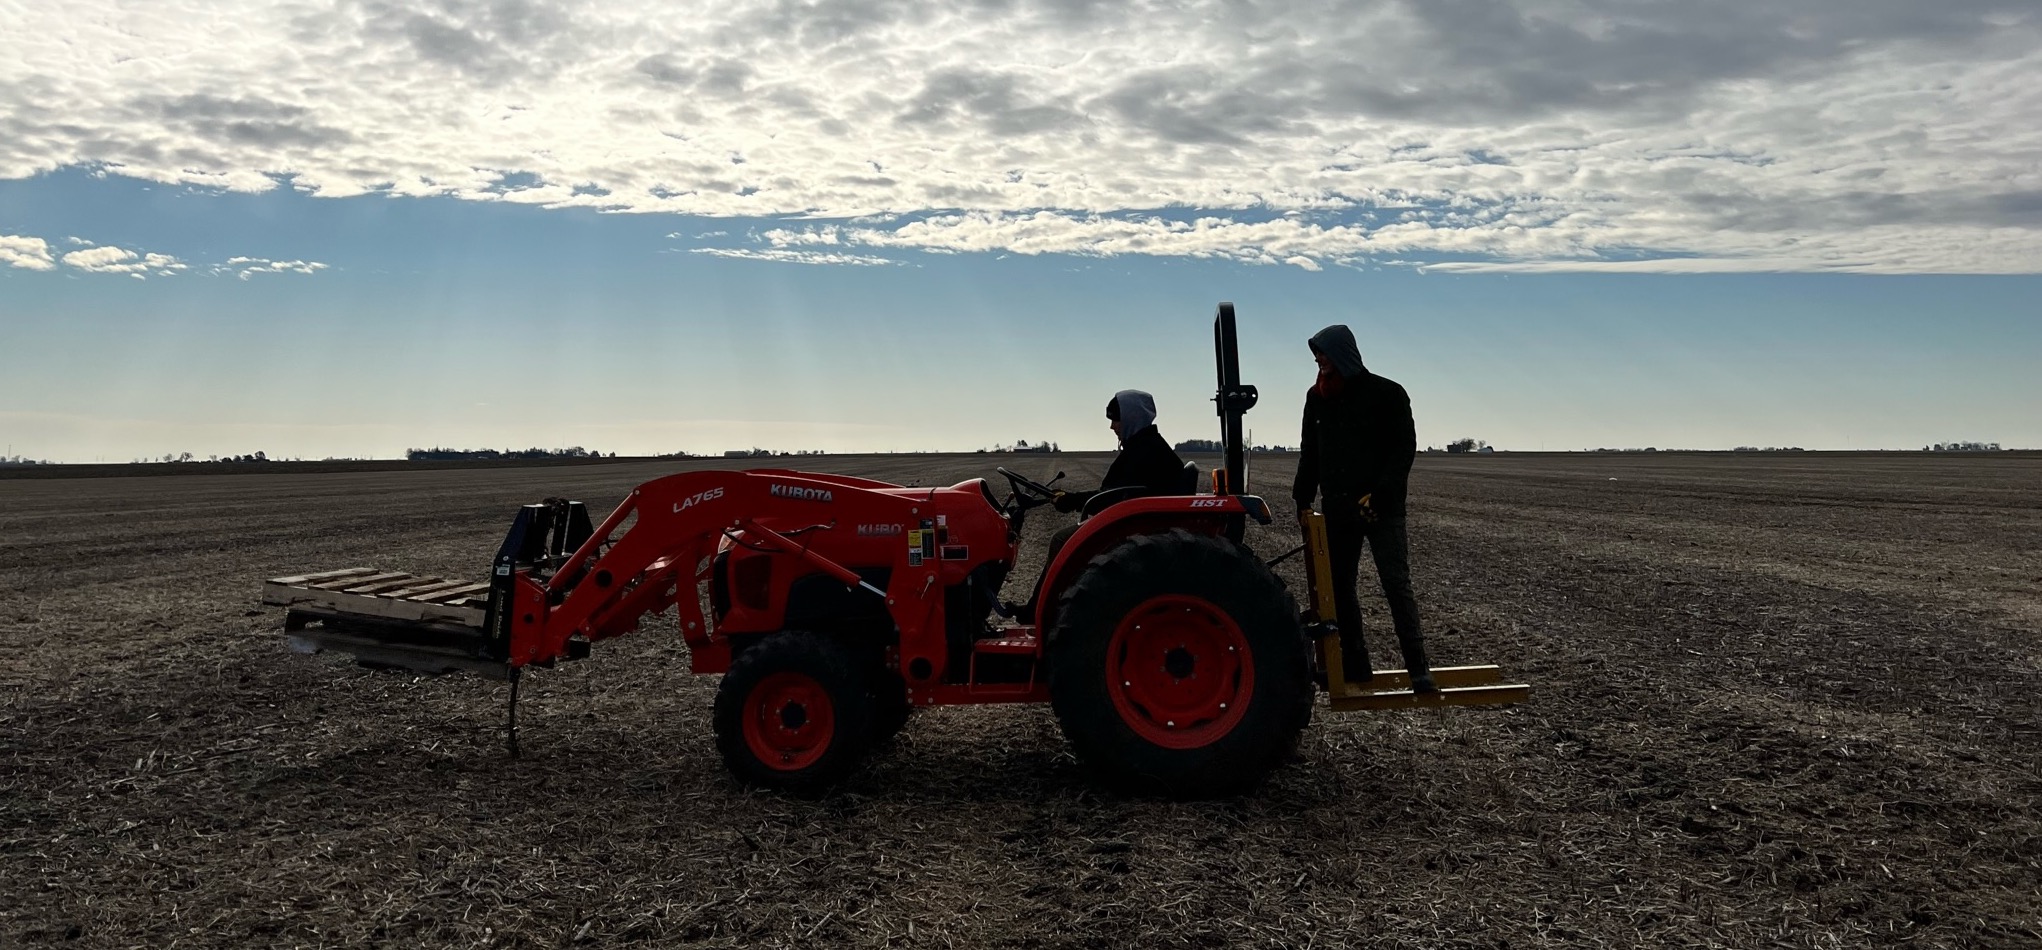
[1106,595,1255,750]
[778,702,808,730]
[743,671,836,770]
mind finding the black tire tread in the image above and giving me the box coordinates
[870,667,914,746]
[712,631,876,794]
[1047,529,1312,798]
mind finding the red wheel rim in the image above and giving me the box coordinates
[741,671,836,771]
[1105,594,1254,750]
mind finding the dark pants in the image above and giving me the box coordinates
[1325,514,1424,673]
[1043,523,1080,570]
[1017,523,1082,622]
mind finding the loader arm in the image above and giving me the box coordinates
[507,470,954,681]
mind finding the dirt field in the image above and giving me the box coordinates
[3,452,2038,948]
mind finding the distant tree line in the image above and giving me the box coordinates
[718,448,827,458]
[126,452,273,463]
[1925,442,2001,452]
[406,446,613,461]
[1172,439,1293,453]
[975,440,1060,454]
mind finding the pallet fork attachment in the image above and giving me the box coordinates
[1296,511,1531,710]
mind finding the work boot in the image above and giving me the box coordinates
[1340,631,1374,684]
[1398,631,1437,693]
[1004,598,1036,625]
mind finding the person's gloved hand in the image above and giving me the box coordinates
[1356,493,1379,523]
[1052,491,1080,513]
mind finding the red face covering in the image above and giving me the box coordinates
[1314,364,1345,398]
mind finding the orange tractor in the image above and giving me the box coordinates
[264,304,1526,797]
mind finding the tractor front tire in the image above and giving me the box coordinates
[713,631,876,794]
[1048,529,1312,798]
[869,667,915,747]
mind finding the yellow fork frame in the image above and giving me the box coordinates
[1299,510,1531,711]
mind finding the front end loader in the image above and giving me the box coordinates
[263,303,1527,797]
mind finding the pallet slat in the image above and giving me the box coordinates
[285,630,508,679]
[411,582,491,603]
[262,579,486,627]
[266,567,377,586]
[380,579,475,600]
[343,575,431,595]
[1329,683,1530,712]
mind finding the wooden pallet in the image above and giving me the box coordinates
[262,567,491,628]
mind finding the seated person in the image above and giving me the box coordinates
[1011,390,1185,622]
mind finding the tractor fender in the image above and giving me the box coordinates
[1033,495,1264,635]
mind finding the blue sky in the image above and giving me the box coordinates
[3,1,2039,462]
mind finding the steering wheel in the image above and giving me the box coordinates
[995,466,1061,511]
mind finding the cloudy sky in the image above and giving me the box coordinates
[2,0,2038,462]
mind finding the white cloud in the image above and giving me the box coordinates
[0,234,55,270]
[1425,258,1855,275]
[692,247,901,266]
[3,229,324,278]
[2,1,2038,272]
[218,256,328,279]
[59,245,187,277]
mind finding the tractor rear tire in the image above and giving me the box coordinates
[713,631,876,794]
[1048,529,1312,798]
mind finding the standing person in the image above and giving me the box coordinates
[1011,390,1184,622]
[1290,326,1435,692]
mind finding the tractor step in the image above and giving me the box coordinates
[965,630,1041,693]
[971,633,1041,655]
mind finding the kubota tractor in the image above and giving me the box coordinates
[264,304,1525,797]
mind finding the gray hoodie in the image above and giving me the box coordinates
[1308,325,1367,378]
[1108,389,1157,444]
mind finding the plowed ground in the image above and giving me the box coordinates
[3,453,2038,948]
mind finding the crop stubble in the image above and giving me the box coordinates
[1,453,2037,948]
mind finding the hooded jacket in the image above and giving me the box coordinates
[1059,390,1185,511]
[1100,390,1184,496]
[1292,326,1417,517]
